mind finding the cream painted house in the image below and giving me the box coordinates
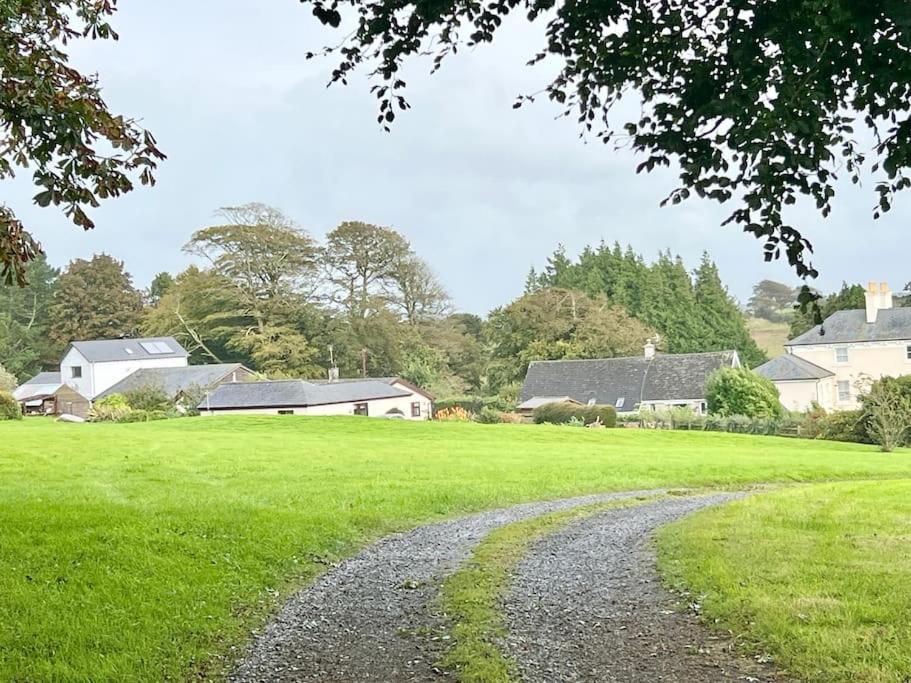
[755,282,911,412]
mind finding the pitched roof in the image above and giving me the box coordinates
[788,308,911,346]
[310,376,435,399]
[753,354,834,381]
[199,379,410,410]
[516,396,582,411]
[67,337,188,362]
[519,351,739,408]
[12,371,63,400]
[95,364,248,400]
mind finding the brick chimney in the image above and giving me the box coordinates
[864,281,893,324]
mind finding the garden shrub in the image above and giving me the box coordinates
[705,367,783,418]
[435,406,471,422]
[817,409,871,444]
[532,402,617,427]
[859,376,911,451]
[177,384,207,416]
[473,407,504,424]
[434,395,516,414]
[498,412,524,424]
[123,384,172,411]
[0,364,17,392]
[0,391,22,420]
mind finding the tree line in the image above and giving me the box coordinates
[3,203,861,398]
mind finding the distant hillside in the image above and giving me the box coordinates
[747,318,790,358]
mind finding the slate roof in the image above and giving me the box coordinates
[200,379,410,410]
[753,354,834,382]
[13,371,63,400]
[788,308,911,346]
[95,364,248,400]
[516,396,582,411]
[519,351,739,409]
[68,337,188,362]
[310,376,435,399]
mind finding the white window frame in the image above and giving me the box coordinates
[906,344,911,360]
[615,397,625,409]
[71,366,82,379]
[837,380,851,402]
[835,347,849,364]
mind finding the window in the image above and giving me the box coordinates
[411,402,421,418]
[139,341,173,355]
[277,409,294,415]
[835,347,849,363]
[615,397,625,409]
[354,402,369,416]
[906,345,911,360]
[837,380,851,402]
[70,366,82,379]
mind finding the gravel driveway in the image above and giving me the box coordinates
[230,490,658,682]
[504,494,780,682]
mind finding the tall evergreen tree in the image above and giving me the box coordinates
[693,254,767,367]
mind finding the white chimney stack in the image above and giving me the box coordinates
[864,281,893,324]
[644,339,656,360]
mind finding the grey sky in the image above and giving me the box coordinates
[8,1,909,313]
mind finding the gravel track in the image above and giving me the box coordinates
[230,489,659,682]
[504,494,781,682]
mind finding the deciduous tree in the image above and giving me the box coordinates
[0,2,164,284]
[48,254,143,344]
[303,0,911,298]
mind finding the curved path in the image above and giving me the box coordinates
[505,494,779,682]
[231,490,657,682]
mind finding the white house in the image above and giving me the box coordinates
[60,337,188,399]
[755,282,911,412]
[198,377,434,419]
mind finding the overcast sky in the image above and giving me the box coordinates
[8,2,909,313]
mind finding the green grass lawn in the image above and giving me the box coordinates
[658,481,911,682]
[2,417,911,681]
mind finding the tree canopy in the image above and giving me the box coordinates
[0,2,163,284]
[304,0,911,291]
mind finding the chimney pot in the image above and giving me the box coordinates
[644,339,656,360]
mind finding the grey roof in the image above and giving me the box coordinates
[520,351,739,408]
[200,379,410,410]
[516,396,582,410]
[68,337,188,362]
[95,364,247,400]
[13,371,64,400]
[753,354,834,381]
[310,376,435,399]
[21,371,61,386]
[788,308,911,346]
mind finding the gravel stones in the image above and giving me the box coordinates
[230,490,656,682]
[503,494,780,682]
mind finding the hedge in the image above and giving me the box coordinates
[434,395,516,414]
[0,391,22,421]
[532,402,617,427]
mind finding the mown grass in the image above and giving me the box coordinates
[439,494,664,682]
[1,417,910,680]
[658,481,911,682]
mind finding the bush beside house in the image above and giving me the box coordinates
[533,402,617,427]
[0,390,22,420]
[705,367,783,418]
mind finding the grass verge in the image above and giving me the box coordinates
[438,493,666,682]
[657,481,911,682]
[2,417,910,680]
